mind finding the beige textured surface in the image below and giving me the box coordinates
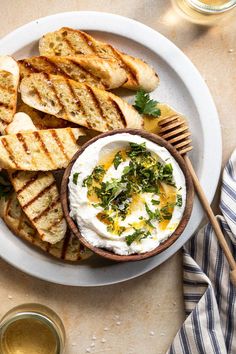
[0,1,235,353]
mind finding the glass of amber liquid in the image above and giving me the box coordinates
[0,304,65,354]
[172,0,236,23]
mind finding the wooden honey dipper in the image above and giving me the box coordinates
[159,114,236,286]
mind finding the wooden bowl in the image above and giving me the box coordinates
[61,129,194,262]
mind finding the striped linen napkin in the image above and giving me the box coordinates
[167,149,236,354]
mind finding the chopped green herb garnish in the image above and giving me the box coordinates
[92,203,100,208]
[160,204,172,220]
[93,165,105,181]
[82,165,105,188]
[176,194,182,207]
[162,214,172,220]
[0,172,13,199]
[122,165,132,175]
[125,229,150,246]
[113,151,123,169]
[93,143,175,221]
[133,89,161,117]
[111,191,131,219]
[95,179,122,209]
[128,142,148,159]
[145,219,155,229]
[117,226,126,236]
[159,163,175,186]
[145,203,162,224]
[151,199,160,205]
[83,174,93,188]
[73,172,80,185]
[85,142,177,236]
[145,203,156,220]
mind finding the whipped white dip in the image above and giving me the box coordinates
[69,133,186,255]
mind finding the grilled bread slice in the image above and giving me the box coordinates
[0,192,92,261]
[0,56,19,134]
[6,113,67,244]
[9,171,66,244]
[18,55,127,90]
[17,102,70,129]
[20,73,143,132]
[0,127,84,170]
[39,27,159,92]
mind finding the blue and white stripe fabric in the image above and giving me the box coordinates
[167,150,236,354]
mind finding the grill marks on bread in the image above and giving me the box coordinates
[33,131,56,168]
[105,44,138,86]
[1,137,19,168]
[43,27,136,80]
[65,78,86,117]
[39,27,159,92]
[84,84,108,130]
[0,56,19,134]
[21,179,56,210]
[50,129,70,160]
[16,133,29,154]
[15,171,39,194]
[0,192,92,261]
[0,70,18,134]
[20,73,143,132]
[0,127,84,170]
[18,55,127,90]
[9,171,66,244]
[17,102,69,130]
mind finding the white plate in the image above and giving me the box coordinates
[0,12,221,286]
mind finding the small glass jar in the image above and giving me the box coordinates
[0,303,65,354]
[172,0,236,24]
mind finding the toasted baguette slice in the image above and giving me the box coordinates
[0,56,19,134]
[0,192,92,261]
[39,27,159,92]
[20,73,143,132]
[0,127,84,170]
[17,102,70,129]
[9,170,66,244]
[6,113,66,243]
[18,55,127,90]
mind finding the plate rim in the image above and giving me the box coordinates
[0,11,222,286]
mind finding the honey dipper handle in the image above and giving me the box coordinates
[184,156,236,286]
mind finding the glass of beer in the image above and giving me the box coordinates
[172,0,236,23]
[0,304,66,354]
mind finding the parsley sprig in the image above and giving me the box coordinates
[73,172,80,185]
[133,90,161,117]
[113,151,124,170]
[125,229,150,246]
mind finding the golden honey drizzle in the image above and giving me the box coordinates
[99,148,126,170]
